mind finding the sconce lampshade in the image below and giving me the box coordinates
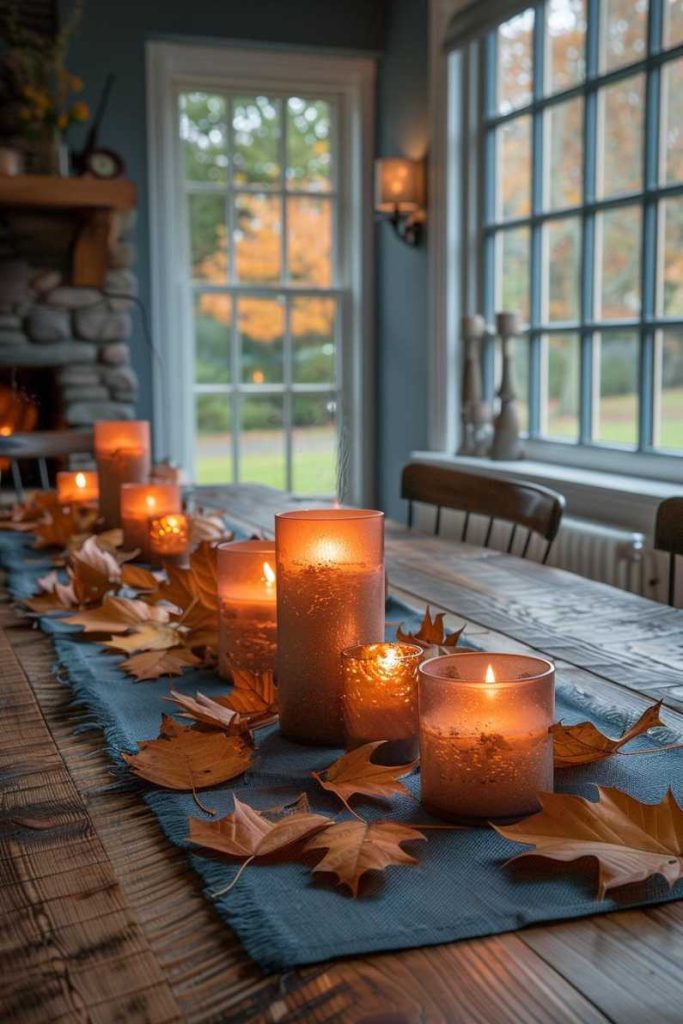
[375,158,424,213]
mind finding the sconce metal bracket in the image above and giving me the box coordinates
[376,205,425,246]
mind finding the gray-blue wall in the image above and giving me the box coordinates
[63,0,428,515]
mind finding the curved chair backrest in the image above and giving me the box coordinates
[654,496,683,605]
[0,429,94,502]
[401,462,565,564]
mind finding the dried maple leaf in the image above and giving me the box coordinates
[313,742,417,814]
[305,820,426,897]
[24,570,78,614]
[105,621,180,655]
[495,786,683,899]
[552,702,665,767]
[189,512,232,547]
[396,606,464,652]
[165,690,244,732]
[225,668,277,719]
[64,595,171,634]
[120,647,200,681]
[121,563,160,591]
[122,715,252,812]
[33,506,82,550]
[68,536,122,605]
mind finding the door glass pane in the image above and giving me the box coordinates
[287,98,333,192]
[188,194,227,282]
[497,227,531,324]
[545,216,581,322]
[238,296,284,383]
[658,329,683,450]
[598,75,644,198]
[195,395,232,484]
[596,331,639,446]
[664,0,683,47]
[601,0,647,72]
[596,205,641,319]
[287,197,332,285]
[292,395,337,494]
[239,396,285,488]
[546,0,586,93]
[292,297,336,383]
[234,194,281,283]
[661,198,683,317]
[232,96,280,186]
[543,332,580,439]
[497,115,531,219]
[195,294,231,384]
[511,338,529,433]
[180,92,227,183]
[546,97,583,210]
[662,59,683,184]
[497,9,534,114]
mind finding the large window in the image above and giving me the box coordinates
[481,0,683,456]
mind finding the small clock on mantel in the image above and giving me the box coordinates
[83,148,125,180]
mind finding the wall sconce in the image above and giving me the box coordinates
[375,157,426,246]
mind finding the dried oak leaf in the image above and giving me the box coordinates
[120,647,201,681]
[24,570,78,614]
[313,741,417,814]
[63,595,171,634]
[165,689,244,733]
[122,715,252,812]
[396,606,464,653]
[495,786,683,898]
[305,820,426,897]
[552,702,664,767]
[68,536,122,605]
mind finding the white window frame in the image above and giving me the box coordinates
[146,40,376,504]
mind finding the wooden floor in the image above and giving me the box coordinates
[2,483,683,1023]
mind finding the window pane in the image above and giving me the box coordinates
[546,97,583,210]
[661,58,683,185]
[497,116,532,219]
[664,0,683,48]
[287,197,333,285]
[546,0,586,93]
[238,296,284,383]
[234,194,281,283]
[287,98,333,192]
[195,395,232,484]
[497,9,534,114]
[188,194,226,282]
[292,395,337,494]
[239,396,286,488]
[497,227,531,324]
[661,198,683,317]
[596,205,641,318]
[545,217,581,322]
[292,297,336,383]
[657,329,683,450]
[601,0,647,72]
[232,96,280,186]
[598,74,644,198]
[511,337,529,433]
[180,92,227,184]
[543,332,580,439]
[195,295,231,384]
[596,331,639,446]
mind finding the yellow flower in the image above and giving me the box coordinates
[70,101,89,122]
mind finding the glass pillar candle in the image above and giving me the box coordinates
[56,470,99,506]
[419,652,555,822]
[275,509,385,746]
[149,512,190,566]
[341,642,422,763]
[217,540,277,677]
[94,420,151,528]
[121,482,181,561]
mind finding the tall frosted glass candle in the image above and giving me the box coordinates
[275,509,385,746]
[419,652,554,822]
[121,482,181,561]
[94,420,151,528]
[217,540,277,677]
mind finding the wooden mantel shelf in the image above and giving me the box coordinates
[0,175,137,287]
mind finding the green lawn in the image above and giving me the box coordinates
[542,388,683,449]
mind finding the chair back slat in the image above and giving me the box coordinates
[461,511,470,542]
[434,506,442,536]
[654,497,683,606]
[483,517,494,548]
[0,429,94,460]
[506,523,517,553]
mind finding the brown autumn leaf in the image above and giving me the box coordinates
[105,621,180,655]
[120,647,201,681]
[189,512,232,548]
[64,594,171,634]
[121,714,252,812]
[189,795,331,862]
[68,536,122,605]
[24,570,78,614]
[396,606,464,652]
[495,786,683,899]
[305,820,426,897]
[224,667,278,721]
[552,702,665,767]
[121,563,161,591]
[165,689,244,732]
[312,741,417,814]
[33,506,83,550]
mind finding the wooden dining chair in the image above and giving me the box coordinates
[401,462,566,564]
[0,429,94,503]
[654,496,683,606]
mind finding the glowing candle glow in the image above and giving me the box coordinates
[120,482,181,561]
[217,540,277,676]
[56,470,99,506]
[94,420,151,528]
[419,652,555,822]
[275,509,385,746]
[149,512,189,565]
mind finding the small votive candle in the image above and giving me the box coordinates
[56,470,99,506]
[94,420,151,528]
[217,540,277,677]
[121,482,181,561]
[149,512,189,565]
[419,652,554,822]
[342,642,422,763]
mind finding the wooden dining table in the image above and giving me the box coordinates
[3,483,683,1024]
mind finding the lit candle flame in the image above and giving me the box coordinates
[484,662,497,699]
[75,472,86,490]
[485,664,496,684]
[0,425,12,437]
[378,646,400,672]
[263,561,275,586]
[146,495,157,510]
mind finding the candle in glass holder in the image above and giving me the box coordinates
[342,642,422,762]
[94,420,151,528]
[149,512,189,565]
[419,652,554,822]
[121,482,181,561]
[217,540,277,677]
[56,470,99,506]
[275,509,385,746]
